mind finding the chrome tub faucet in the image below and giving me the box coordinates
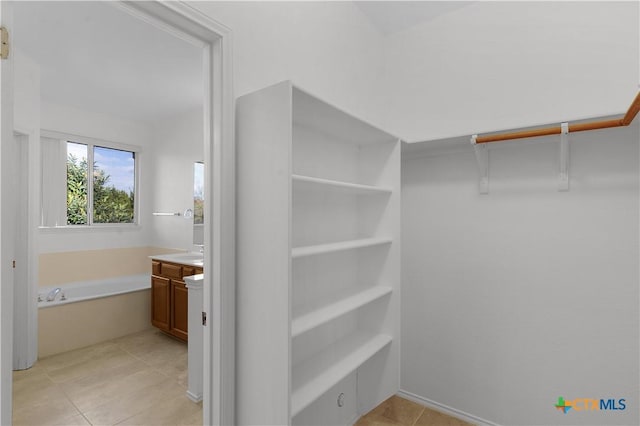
[46,287,62,302]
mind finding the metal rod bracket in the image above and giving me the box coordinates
[471,134,489,194]
[559,122,569,192]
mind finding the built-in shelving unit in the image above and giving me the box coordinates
[237,81,400,426]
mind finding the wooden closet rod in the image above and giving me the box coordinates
[475,91,640,144]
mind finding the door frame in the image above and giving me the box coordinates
[119,3,236,425]
[0,2,15,424]
[1,2,236,425]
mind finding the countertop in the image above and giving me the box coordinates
[149,252,204,267]
[184,274,204,289]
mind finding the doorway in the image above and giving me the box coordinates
[2,2,235,425]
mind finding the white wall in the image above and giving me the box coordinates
[383,1,639,142]
[38,101,154,253]
[189,2,637,142]
[189,1,387,129]
[14,50,39,135]
[40,101,152,148]
[148,107,203,251]
[401,123,639,425]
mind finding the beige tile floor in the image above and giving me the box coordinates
[14,330,467,426]
[355,395,473,426]
[12,329,202,426]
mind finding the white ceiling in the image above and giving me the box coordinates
[354,1,475,35]
[13,1,474,124]
[13,1,202,124]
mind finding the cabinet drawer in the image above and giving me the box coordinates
[182,266,203,278]
[161,263,182,279]
[152,261,161,276]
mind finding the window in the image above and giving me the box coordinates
[66,142,136,225]
[193,162,204,245]
[194,162,204,225]
[40,134,139,228]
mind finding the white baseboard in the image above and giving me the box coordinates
[186,390,203,403]
[397,390,500,426]
[349,412,360,426]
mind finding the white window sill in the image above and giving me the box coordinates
[38,224,141,234]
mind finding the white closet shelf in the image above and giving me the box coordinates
[292,237,392,258]
[292,174,392,195]
[292,286,392,338]
[291,332,392,417]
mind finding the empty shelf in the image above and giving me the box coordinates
[292,286,392,338]
[292,174,392,195]
[292,237,392,258]
[291,332,392,417]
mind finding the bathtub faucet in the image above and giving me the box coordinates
[46,287,62,302]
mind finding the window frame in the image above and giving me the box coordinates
[40,130,141,229]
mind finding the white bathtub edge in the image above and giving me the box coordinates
[38,273,151,309]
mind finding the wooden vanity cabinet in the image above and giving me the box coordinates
[151,259,202,342]
[151,274,170,331]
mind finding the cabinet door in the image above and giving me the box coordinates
[151,275,170,331]
[171,280,189,341]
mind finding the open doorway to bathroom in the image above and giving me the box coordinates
[8,1,234,424]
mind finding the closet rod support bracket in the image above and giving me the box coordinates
[471,134,489,194]
[559,122,569,192]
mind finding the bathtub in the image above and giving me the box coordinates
[38,273,150,308]
[37,273,153,358]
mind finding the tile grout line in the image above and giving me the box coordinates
[43,367,88,425]
[46,360,102,426]
[80,411,94,426]
[411,407,425,426]
[61,383,95,425]
[112,411,138,426]
[41,336,150,425]
[114,335,188,388]
[112,333,173,380]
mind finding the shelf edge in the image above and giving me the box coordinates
[292,174,393,194]
[292,286,393,338]
[292,237,392,258]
